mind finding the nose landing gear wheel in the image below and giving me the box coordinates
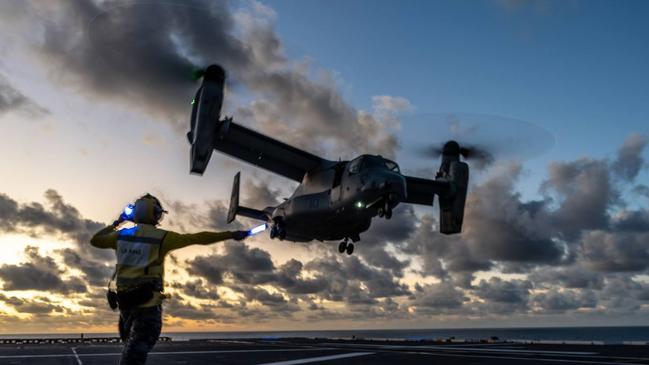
[385,207,392,219]
[377,206,385,217]
[338,241,347,253]
[346,243,354,255]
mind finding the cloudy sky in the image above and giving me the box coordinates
[0,0,648,334]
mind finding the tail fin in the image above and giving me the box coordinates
[438,161,469,234]
[227,172,271,224]
[227,172,241,223]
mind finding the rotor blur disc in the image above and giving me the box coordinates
[397,112,555,173]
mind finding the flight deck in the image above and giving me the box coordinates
[1,337,648,364]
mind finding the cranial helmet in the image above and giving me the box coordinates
[133,194,167,225]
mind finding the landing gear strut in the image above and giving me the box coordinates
[338,238,354,255]
[377,201,392,220]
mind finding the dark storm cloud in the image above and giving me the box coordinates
[170,279,219,300]
[4,0,401,157]
[29,0,242,128]
[163,175,286,232]
[242,178,282,208]
[361,204,418,244]
[531,289,597,313]
[594,276,649,313]
[529,265,604,290]
[0,294,67,315]
[473,277,531,314]
[403,215,480,281]
[401,164,562,282]
[235,286,292,309]
[187,242,411,311]
[164,296,237,322]
[59,248,113,286]
[464,165,563,266]
[0,246,87,293]
[187,241,275,286]
[579,230,649,272]
[611,209,649,232]
[410,282,467,312]
[0,190,110,261]
[356,245,410,278]
[612,133,648,181]
[274,259,329,295]
[0,74,48,116]
[541,158,616,241]
[305,255,411,301]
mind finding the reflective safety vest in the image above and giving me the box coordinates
[114,224,167,290]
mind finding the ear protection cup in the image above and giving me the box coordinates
[133,194,167,224]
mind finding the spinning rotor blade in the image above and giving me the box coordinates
[404,113,555,169]
[421,142,494,166]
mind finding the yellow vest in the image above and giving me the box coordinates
[115,224,167,290]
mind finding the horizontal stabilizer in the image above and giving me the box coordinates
[227,172,270,224]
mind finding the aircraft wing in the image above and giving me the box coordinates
[213,119,327,182]
[403,175,452,205]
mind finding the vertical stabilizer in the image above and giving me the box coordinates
[227,172,240,223]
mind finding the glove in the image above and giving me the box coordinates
[112,216,125,227]
[231,230,248,241]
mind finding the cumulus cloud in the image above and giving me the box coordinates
[0,189,110,262]
[542,158,616,241]
[473,277,531,313]
[612,133,648,181]
[1,0,405,159]
[579,230,649,272]
[531,289,597,313]
[410,282,467,313]
[1,0,649,327]
[0,246,87,293]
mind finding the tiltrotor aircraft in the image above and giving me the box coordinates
[187,65,469,255]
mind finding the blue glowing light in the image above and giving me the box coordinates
[123,204,135,220]
[248,223,267,236]
[118,226,138,236]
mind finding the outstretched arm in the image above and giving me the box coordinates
[162,230,247,254]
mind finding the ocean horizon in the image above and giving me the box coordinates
[1,326,648,344]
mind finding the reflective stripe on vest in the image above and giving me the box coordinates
[115,226,165,288]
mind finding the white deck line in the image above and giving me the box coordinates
[71,347,83,365]
[255,352,374,365]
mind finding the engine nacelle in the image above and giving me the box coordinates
[189,64,226,175]
[438,160,469,234]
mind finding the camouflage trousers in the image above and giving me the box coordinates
[118,305,162,365]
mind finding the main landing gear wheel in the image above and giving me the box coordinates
[378,206,385,217]
[346,243,354,255]
[338,241,347,253]
[339,239,354,255]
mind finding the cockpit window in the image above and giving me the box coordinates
[385,160,400,172]
[349,156,400,173]
[348,157,362,174]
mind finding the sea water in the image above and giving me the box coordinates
[4,327,645,344]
